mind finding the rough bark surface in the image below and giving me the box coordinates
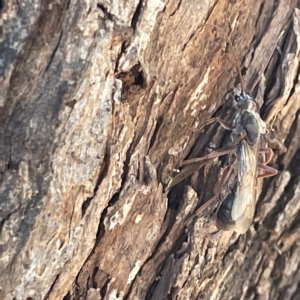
[0,0,300,299]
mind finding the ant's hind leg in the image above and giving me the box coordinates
[185,157,236,225]
[257,163,278,179]
[259,147,274,165]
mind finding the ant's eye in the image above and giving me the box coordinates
[235,95,240,102]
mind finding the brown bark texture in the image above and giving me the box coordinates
[0,0,300,299]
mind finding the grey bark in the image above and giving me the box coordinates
[0,0,300,299]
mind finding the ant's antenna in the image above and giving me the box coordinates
[201,23,245,95]
[248,31,285,93]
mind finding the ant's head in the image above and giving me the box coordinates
[233,88,259,112]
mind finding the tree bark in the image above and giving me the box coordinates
[1,0,300,299]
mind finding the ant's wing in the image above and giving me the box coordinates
[233,194,257,234]
[231,140,258,221]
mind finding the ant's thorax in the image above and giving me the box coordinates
[231,89,266,147]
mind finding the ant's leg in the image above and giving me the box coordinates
[169,131,246,188]
[168,158,213,189]
[185,156,236,225]
[183,130,247,165]
[182,148,233,165]
[259,147,274,165]
[197,117,233,131]
[257,148,277,178]
[257,163,278,179]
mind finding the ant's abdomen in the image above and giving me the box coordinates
[216,192,236,231]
